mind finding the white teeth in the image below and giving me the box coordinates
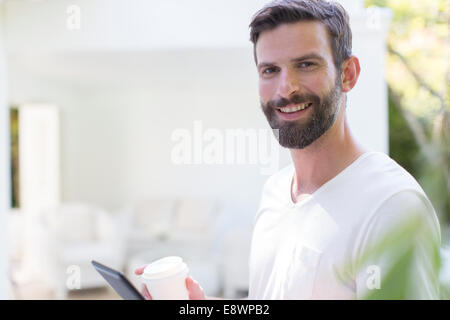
[279,103,310,113]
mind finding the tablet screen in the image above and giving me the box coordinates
[91,260,145,300]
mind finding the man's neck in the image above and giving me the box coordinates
[289,115,368,202]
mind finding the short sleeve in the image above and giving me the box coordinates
[354,190,441,300]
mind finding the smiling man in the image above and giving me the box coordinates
[257,21,345,152]
[136,0,442,300]
[246,0,441,299]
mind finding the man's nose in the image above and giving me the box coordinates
[276,70,299,99]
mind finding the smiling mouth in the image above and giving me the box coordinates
[277,102,313,113]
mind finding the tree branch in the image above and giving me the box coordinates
[389,87,433,159]
[389,86,450,199]
[388,44,447,113]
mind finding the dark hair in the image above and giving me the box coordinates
[249,0,352,71]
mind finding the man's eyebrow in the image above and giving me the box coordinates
[257,61,276,70]
[290,53,326,63]
[257,53,326,70]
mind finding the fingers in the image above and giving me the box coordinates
[141,284,152,300]
[185,276,206,300]
[136,265,151,299]
[134,264,147,275]
[139,276,204,300]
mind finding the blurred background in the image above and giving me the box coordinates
[0,0,448,299]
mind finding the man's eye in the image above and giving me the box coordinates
[262,67,278,75]
[297,62,315,68]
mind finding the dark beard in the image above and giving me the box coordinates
[261,76,342,149]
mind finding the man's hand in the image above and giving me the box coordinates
[134,265,206,300]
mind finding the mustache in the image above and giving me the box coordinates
[266,94,320,109]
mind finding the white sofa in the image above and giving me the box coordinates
[32,196,243,299]
[124,196,222,297]
[36,203,127,299]
[123,196,177,258]
[221,226,252,298]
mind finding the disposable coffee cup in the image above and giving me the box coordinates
[140,256,189,300]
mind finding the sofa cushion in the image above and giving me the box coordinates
[48,203,96,243]
[172,197,217,232]
[133,196,176,236]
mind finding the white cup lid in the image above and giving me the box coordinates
[142,256,188,280]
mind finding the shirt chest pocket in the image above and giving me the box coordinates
[284,244,322,299]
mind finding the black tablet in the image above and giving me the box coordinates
[91,260,145,300]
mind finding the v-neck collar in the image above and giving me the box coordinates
[286,151,379,207]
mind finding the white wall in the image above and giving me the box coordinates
[4,0,391,224]
[8,49,290,220]
[347,7,392,154]
[18,104,60,213]
[0,2,10,299]
[4,0,268,51]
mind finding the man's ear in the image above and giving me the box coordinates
[340,56,361,93]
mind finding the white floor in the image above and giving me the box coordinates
[8,251,121,300]
[10,280,121,300]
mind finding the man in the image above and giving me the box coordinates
[136,0,441,299]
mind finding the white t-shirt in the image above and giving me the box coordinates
[248,151,441,299]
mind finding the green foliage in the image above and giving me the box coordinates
[388,88,419,174]
[365,0,449,224]
[366,0,448,119]
[441,281,450,300]
[388,89,449,223]
[417,159,450,224]
[9,107,19,208]
[364,0,449,300]
[364,246,414,299]
[354,214,442,299]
